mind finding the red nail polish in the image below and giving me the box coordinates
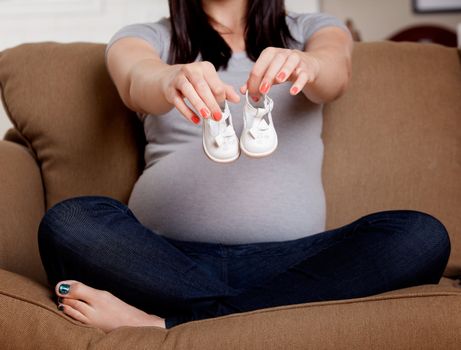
[192,115,200,124]
[260,82,270,94]
[213,111,222,121]
[200,108,208,118]
[291,87,299,95]
[251,96,260,102]
[277,72,286,81]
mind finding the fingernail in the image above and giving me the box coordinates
[57,297,63,303]
[277,72,286,81]
[260,82,270,94]
[58,283,70,295]
[291,87,299,95]
[58,304,64,311]
[199,108,209,118]
[191,115,200,124]
[213,111,222,121]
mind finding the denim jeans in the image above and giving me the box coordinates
[37,195,451,329]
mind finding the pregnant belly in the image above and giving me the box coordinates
[127,146,326,244]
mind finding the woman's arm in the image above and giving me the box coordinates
[301,27,353,104]
[106,37,240,123]
[106,37,174,115]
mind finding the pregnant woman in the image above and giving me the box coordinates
[37,0,451,332]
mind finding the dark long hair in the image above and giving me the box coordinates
[167,0,296,70]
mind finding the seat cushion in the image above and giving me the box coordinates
[1,268,460,349]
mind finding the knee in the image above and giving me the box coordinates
[38,195,126,247]
[364,210,451,262]
[396,210,451,262]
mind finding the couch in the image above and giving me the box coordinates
[0,41,460,349]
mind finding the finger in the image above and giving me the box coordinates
[247,47,277,99]
[224,84,241,103]
[240,83,248,95]
[185,65,222,120]
[172,90,201,124]
[200,61,231,120]
[202,74,228,121]
[176,76,212,120]
[276,52,301,83]
[290,69,309,95]
[302,55,321,84]
[259,52,289,94]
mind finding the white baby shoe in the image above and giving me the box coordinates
[240,91,278,158]
[202,101,240,163]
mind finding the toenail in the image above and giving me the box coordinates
[58,283,70,295]
[58,304,64,311]
[57,297,63,303]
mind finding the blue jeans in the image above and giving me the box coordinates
[37,195,451,329]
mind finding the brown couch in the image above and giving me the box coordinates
[0,41,460,349]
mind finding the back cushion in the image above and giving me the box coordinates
[322,42,461,278]
[0,42,145,209]
[0,41,460,278]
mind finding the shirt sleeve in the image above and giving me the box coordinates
[104,19,169,63]
[287,12,351,48]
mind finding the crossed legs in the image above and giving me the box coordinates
[38,196,451,331]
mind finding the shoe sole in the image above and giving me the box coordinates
[202,139,240,164]
[239,137,278,159]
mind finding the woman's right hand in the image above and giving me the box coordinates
[160,61,240,124]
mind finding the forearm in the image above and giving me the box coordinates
[128,58,179,116]
[301,28,353,104]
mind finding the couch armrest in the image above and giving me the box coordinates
[0,140,47,285]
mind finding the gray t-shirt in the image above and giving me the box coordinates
[106,12,349,244]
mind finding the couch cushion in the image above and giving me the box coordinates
[323,42,461,278]
[0,42,145,210]
[0,41,460,278]
[1,268,460,349]
[0,141,47,284]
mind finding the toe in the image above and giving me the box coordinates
[58,303,89,324]
[63,297,94,315]
[55,280,100,301]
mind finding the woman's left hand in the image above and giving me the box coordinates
[240,47,321,100]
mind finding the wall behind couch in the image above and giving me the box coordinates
[0,0,319,138]
[322,0,461,41]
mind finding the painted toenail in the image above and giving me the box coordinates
[58,304,64,311]
[57,297,63,303]
[59,284,70,295]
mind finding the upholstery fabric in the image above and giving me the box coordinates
[0,41,460,349]
[1,269,460,349]
[0,42,146,210]
[323,42,461,278]
[0,141,46,284]
[1,42,460,277]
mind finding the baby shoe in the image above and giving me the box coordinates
[240,91,278,158]
[202,101,240,163]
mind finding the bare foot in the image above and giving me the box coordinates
[54,280,165,332]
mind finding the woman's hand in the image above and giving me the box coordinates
[241,26,353,104]
[240,47,321,101]
[160,61,240,124]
